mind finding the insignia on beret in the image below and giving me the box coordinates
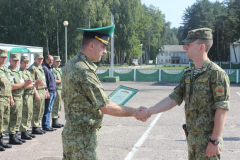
[215,86,224,96]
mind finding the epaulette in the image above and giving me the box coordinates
[185,67,194,72]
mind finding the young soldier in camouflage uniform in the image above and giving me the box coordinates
[0,49,13,151]
[140,28,230,160]
[51,56,64,128]
[28,53,47,135]
[62,24,151,160]
[19,55,44,140]
[8,53,32,145]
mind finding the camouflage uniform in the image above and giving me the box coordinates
[8,66,24,134]
[28,62,46,127]
[169,59,230,160]
[0,66,11,136]
[62,52,110,160]
[52,66,62,119]
[19,68,34,132]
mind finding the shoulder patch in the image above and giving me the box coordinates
[215,85,224,96]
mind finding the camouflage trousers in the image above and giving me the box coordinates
[52,89,62,119]
[20,94,33,132]
[32,89,45,127]
[8,96,23,134]
[62,124,98,160]
[188,133,222,160]
[0,97,10,136]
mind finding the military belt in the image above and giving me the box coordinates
[12,94,23,98]
[65,122,101,133]
[188,130,212,135]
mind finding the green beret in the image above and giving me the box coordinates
[34,53,43,58]
[54,56,61,62]
[0,49,8,57]
[77,24,115,46]
[10,53,20,60]
[21,55,29,61]
[182,28,213,44]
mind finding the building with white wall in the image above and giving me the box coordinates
[230,39,240,62]
[156,45,189,64]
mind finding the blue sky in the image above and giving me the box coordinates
[141,0,224,28]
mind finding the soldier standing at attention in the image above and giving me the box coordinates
[8,53,32,145]
[61,24,151,160]
[28,53,47,135]
[0,49,13,151]
[19,55,44,140]
[51,56,64,128]
[139,28,230,159]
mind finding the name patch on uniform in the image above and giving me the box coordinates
[197,78,208,82]
[215,85,224,96]
[185,79,190,83]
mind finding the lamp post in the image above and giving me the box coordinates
[140,44,143,68]
[63,21,68,64]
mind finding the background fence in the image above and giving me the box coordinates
[97,68,239,83]
[189,62,240,69]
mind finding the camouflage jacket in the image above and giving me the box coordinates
[28,62,46,90]
[62,51,110,129]
[20,68,34,95]
[53,67,62,90]
[8,66,24,96]
[0,66,12,97]
[169,59,230,134]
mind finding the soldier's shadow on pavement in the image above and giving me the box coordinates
[175,137,240,142]
[223,137,240,141]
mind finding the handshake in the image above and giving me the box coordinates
[134,106,151,122]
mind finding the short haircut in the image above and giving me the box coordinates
[81,37,98,49]
[196,39,213,53]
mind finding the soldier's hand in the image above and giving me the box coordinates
[205,142,220,157]
[35,93,41,100]
[24,79,33,87]
[10,98,14,107]
[35,79,44,86]
[134,107,151,122]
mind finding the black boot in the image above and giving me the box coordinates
[52,118,63,128]
[0,136,11,148]
[0,145,5,151]
[32,127,43,135]
[21,132,32,140]
[9,134,22,145]
[27,131,36,138]
[15,132,26,143]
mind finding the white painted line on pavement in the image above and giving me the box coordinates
[124,113,162,160]
[237,92,240,96]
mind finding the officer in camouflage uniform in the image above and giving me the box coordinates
[0,49,13,151]
[142,28,230,160]
[8,53,32,145]
[51,56,64,128]
[19,55,44,140]
[62,24,151,160]
[28,53,47,135]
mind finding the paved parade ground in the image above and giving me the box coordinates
[1,82,240,160]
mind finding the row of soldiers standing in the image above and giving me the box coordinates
[0,49,63,151]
